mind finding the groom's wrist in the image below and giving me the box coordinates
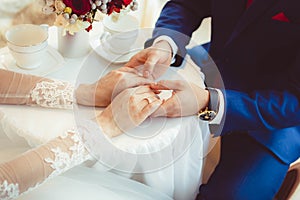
[198,88,219,121]
[153,36,178,64]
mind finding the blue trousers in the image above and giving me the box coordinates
[197,133,289,200]
[188,45,290,199]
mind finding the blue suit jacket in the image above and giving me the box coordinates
[151,0,300,164]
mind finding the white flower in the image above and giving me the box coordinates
[55,0,66,12]
[42,5,55,14]
[54,14,69,27]
[46,0,55,6]
[64,20,90,35]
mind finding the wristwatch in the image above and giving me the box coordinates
[198,87,219,121]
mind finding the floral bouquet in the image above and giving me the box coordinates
[43,0,138,34]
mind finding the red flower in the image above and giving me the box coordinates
[107,0,132,15]
[85,18,93,32]
[86,24,93,32]
[63,0,91,15]
[123,0,133,6]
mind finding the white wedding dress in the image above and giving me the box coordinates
[0,129,171,200]
[0,69,172,200]
[18,166,172,200]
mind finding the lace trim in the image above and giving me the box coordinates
[0,180,19,200]
[30,80,74,109]
[45,131,90,178]
[22,131,90,198]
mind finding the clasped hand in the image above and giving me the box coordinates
[126,40,209,118]
[76,40,209,137]
[76,66,162,137]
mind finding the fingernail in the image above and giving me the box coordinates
[144,71,150,78]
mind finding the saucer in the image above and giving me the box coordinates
[95,44,141,64]
[0,46,64,76]
[89,34,143,64]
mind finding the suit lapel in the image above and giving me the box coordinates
[226,0,277,45]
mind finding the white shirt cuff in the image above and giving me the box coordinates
[209,89,224,125]
[153,36,178,64]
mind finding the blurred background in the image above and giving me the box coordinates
[0,0,211,48]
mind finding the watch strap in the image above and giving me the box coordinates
[198,87,219,121]
[207,87,219,114]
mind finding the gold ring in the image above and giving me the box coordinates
[144,97,153,104]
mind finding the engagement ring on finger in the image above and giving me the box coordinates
[144,97,153,104]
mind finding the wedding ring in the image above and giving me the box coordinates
[144,97,153,104]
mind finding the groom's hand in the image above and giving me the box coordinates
[125,40,172,80]
[75,67,153,107]
[150,80,209,117]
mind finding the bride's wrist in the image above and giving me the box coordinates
[97,107,122,138]
[75,84,95,106]
[29,80,74,109]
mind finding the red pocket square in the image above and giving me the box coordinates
[272,12,290,23]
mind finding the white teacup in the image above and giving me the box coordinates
[101,14,139,55]
[5,24,48,69]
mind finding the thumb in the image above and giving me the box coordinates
[124,50,146,68]
[154,80,186,91]
[134,77,154,86]
[144,55,160,78]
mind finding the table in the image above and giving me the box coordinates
[0,24,214,200]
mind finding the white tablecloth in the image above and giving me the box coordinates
[0,25,213,200]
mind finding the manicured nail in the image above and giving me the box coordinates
[144,71,150,78]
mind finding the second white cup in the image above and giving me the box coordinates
[101,14,139,55]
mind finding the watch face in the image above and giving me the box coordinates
[199,110,216,121]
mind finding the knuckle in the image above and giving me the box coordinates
[129,104,136,111]
[111,70,118,75]
[136,112,143,119]
[175,81,183,87]
[169,100,176,108]
[131,113,140,121]
[129,95,135,102]
[115,70,123,78]
[110,70,122,78]
[174,107,181,114]
[168,113,178,118]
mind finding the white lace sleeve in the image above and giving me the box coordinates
[29,80,74,109]
[0,69,74,109]
[0,130,90,200]
[0,181,19,200]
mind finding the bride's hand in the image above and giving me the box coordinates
[97,86,162,137]
[75,67,153,107]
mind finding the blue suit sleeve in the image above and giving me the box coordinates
[145,0,211,66]
[222,50,300,134]
[222,89,300,134]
